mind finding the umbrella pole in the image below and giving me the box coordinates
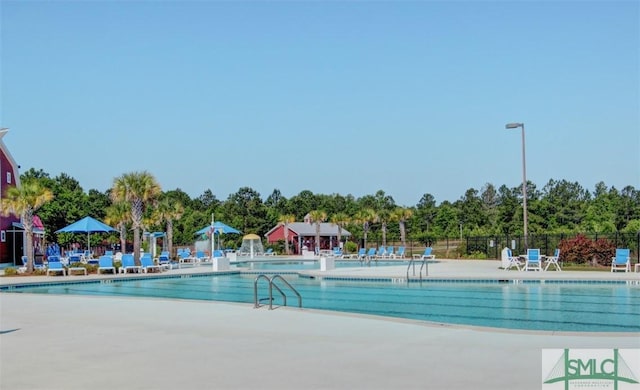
[211,213,216,259]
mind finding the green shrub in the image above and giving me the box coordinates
[463,250,487,259]
[70,262,98,274]
[344,241,357,253]
[2,267,19,276]
[454,241,467,258]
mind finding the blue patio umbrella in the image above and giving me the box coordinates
[55,216,117,252]
[194,221,241,236]
[195,221,241,256]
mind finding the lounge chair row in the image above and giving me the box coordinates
[329,246,413,262]
[175,249,229,267]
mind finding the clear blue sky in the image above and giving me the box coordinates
[1,1,638,207]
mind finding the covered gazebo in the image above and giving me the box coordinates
[264,222,351,254]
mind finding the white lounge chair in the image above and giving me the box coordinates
[504,248,523,271]
[544,249,561,271]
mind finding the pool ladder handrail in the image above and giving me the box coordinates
[254,274,302,310]
[406,257,428,281]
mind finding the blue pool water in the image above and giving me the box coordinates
[233,260,401,270]
[5,273,639,332]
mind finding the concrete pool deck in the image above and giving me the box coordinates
[1,259,639,390]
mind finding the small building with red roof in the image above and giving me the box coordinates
[265,214,351,254]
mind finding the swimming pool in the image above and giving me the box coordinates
[5,273,639,333]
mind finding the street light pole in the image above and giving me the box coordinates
[505,122,528,249]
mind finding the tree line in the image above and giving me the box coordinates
[4,167,639,271]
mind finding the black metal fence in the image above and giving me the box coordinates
[364,232,640,263]
[462,232,639,261]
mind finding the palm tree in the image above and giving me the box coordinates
[111,171,161,264]
[330,212,350,251]
[0,178,53,272]
[353,208,377,250]
[378,209,391,247]
[155,198,184,257]
[105,201,130,255]
[308,210,327,253]
[278,214,296,255]
[392,207,414,248]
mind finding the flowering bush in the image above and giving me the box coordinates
[558,234,616,266]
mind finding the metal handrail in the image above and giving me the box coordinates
[253,274,271,308]
[419,259,429,279]
[270,275,302,310]
[270,282,287,309]
[253,274,302,310]
[406,257,428,281]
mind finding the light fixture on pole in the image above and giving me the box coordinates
[505,122,528,249]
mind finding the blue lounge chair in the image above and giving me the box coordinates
[48,255,60,263]
[97,255,117,274]
[46,260,66,276]
[178,250,196,267]
[34,256,46,270]
[366,248,377,260]
[119,254,141,274]
[394,246,405,259]
[18,256,28,272]
[413,247,435,260]
[195,250,210,263]
[611,248,630,272]
[544,249,561,271]
[141,254,161,273]
[264,248,276,256]
[157,251,174,270]
[385,246,395,259]
[524,248,542,271]
[375,246,386,259]
[68,254,82,264]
